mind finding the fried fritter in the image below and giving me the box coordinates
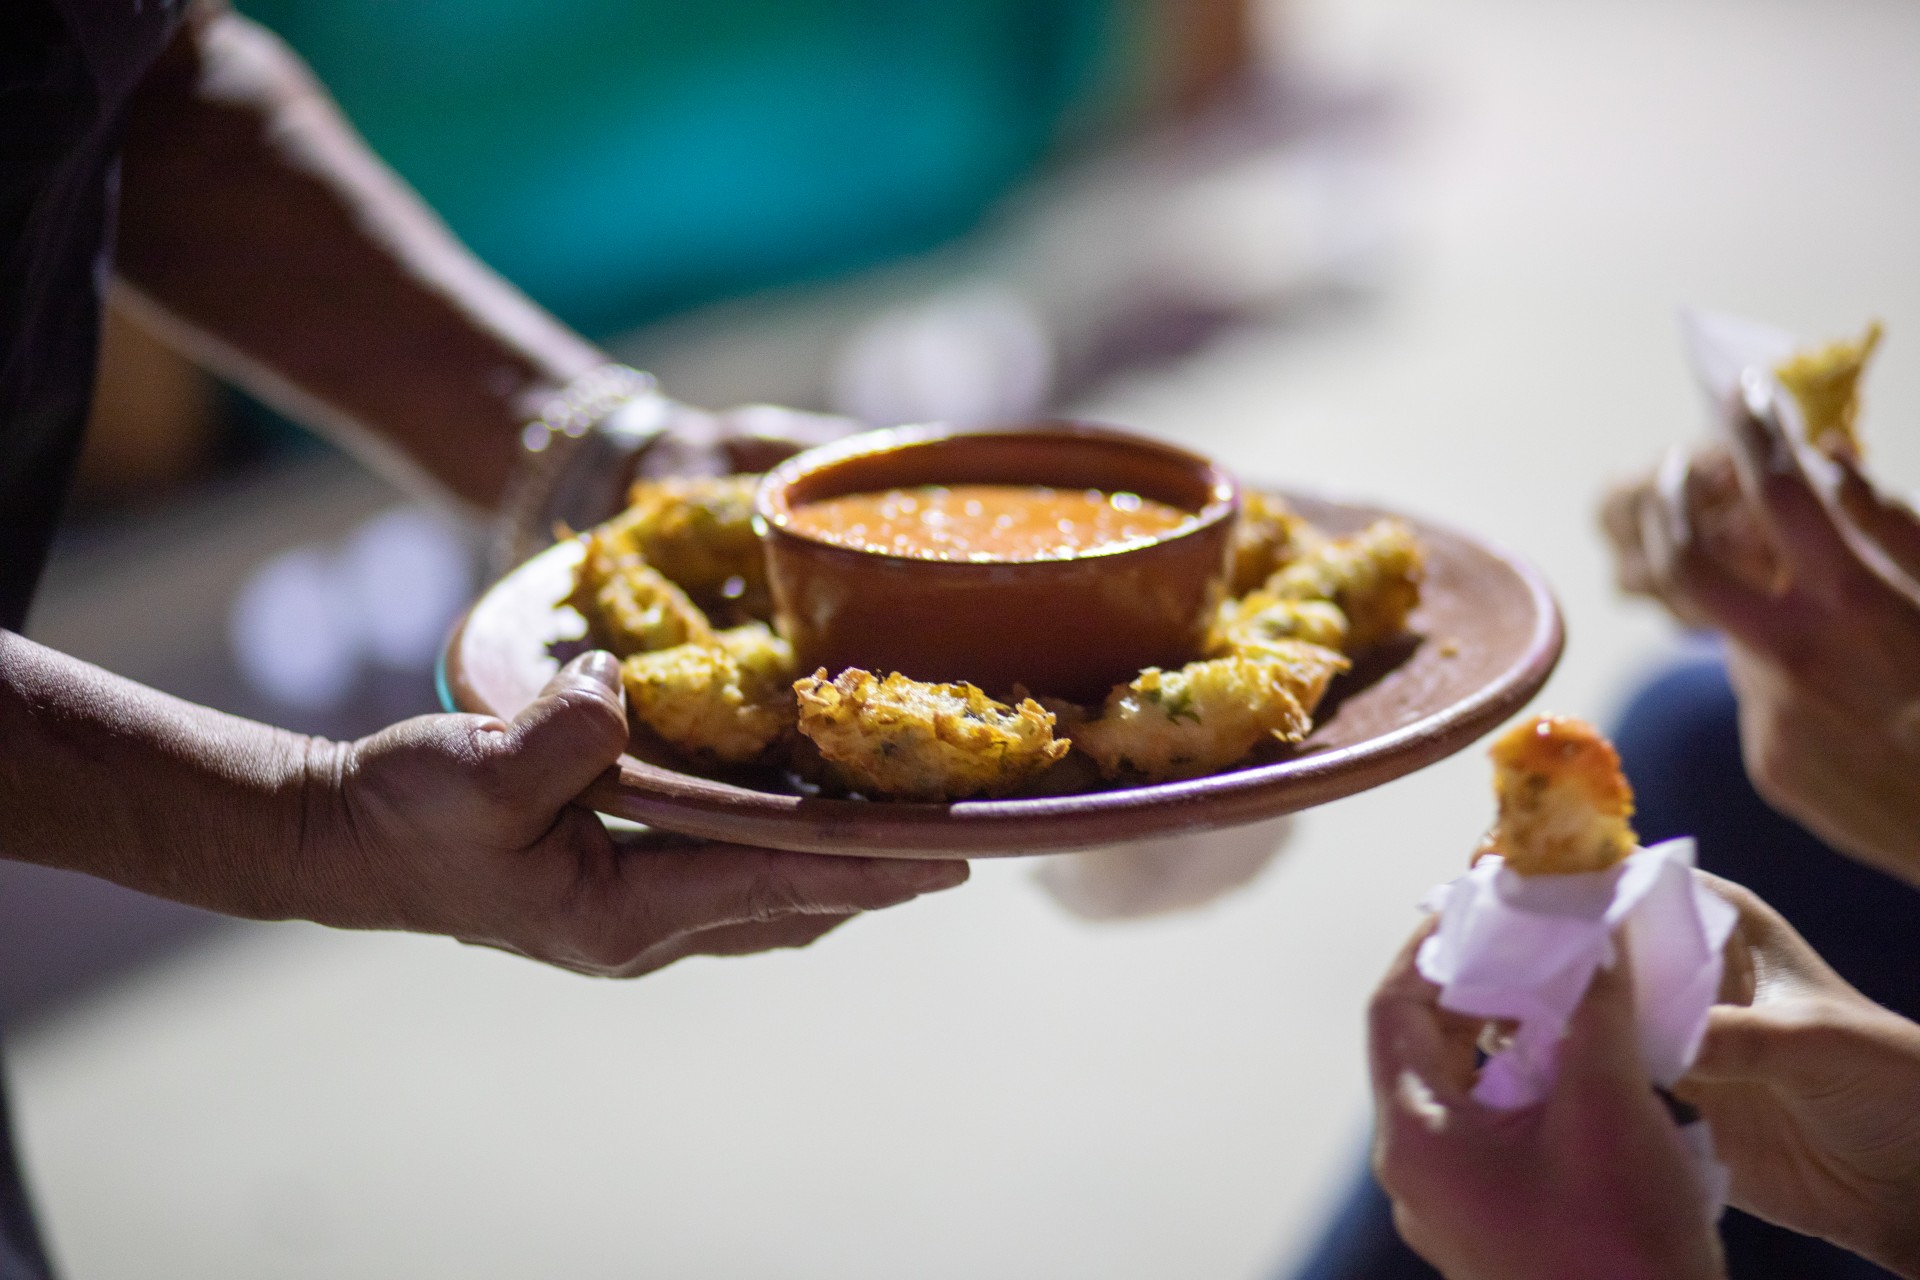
[567,524,714,656]
[1774,321,1881,461]
[792,668,1070,801]
[1241,638,1351,709]
[1474,714,1637,876]
[1227,491,1323,596]
[615,475,771,623]
[1263,518,1424,650]
[1209,595,1351,657]
[621,624,798,764]
[1073,645,1347,782]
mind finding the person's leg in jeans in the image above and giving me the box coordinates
[1288,650,1920,1280]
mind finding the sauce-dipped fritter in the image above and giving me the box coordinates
[793,668,1070,801]
[621,623,798,765]
[1475,714,1637,876]
[1073,644,1348,782]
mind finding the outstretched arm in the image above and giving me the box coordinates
[113,0,603,512]
[0,630,964,973]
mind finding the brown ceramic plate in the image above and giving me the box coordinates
[441,493,1561,858]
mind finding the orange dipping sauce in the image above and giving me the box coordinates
[788,484,1194,563]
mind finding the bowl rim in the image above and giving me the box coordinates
[753,420,1240,568]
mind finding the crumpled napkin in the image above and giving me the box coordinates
[1679,308,1800,419]
[1416,837,1739,1216]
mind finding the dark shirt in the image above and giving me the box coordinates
[1,0,177,631]
[1,1,182,1272]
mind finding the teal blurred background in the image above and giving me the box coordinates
[237,0,1149,337]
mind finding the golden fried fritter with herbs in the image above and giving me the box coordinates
[793,668,1070,801]
[614,475,771,623]
[1262,518,1423,650]
[621,624,799,764]
[1074,645,1347,782]
[1474,715,1637,876]
[1227,491,1323,596]
[1209,595,1351,658]
[1241,638,1350,708]
[567,524,714,656]
[1774,321,1881,461]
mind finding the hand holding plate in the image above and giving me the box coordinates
[307,651,965,976]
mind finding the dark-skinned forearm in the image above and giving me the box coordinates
[0,629,347,920]
[114,2,605,511]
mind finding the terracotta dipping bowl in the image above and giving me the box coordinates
[754,422,1239,703]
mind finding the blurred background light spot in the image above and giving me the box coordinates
[833,284,1054,427]
[336,507,474,671]
[228,505,475,710]
[228,547,359,711]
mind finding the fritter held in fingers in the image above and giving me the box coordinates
[1773,320,1882,461]
[621,623,799,765]
[1475,714,1637,876]
[1227,491,1324,596]
[1074,645,1348,783]
[617,475,771,623]
[793,668,1070,801]
[1263,518,1424,650]
[568,524,714,656]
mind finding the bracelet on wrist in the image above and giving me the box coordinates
[492,364,669,573]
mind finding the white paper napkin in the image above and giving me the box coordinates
[1679,308,1798,415]
[1416,837,1738,1216]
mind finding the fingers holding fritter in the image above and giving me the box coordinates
[1073,646,1348,782]
[621,624,799,765]
[1264,518,1424,650]
[568,524,715,656]
[793,668,1071,801]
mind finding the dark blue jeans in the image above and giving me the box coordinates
[1292,653,1920,1280]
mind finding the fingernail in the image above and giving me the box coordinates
[570,650,622,693]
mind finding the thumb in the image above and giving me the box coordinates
[500,650,630,813]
